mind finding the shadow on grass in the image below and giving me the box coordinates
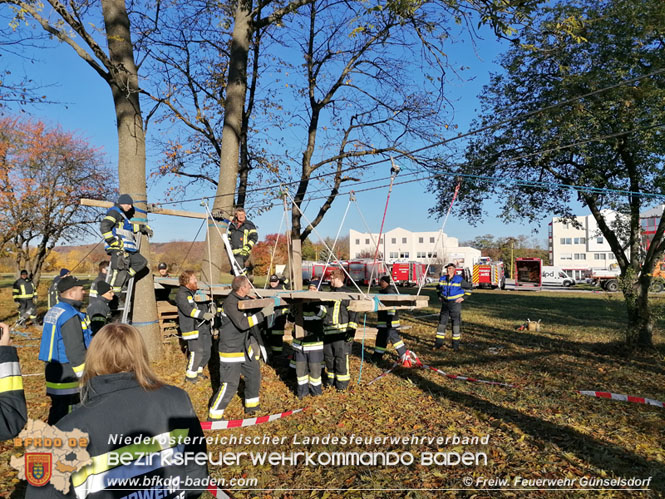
[390,365,665,493]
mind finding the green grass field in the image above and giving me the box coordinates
[1,283,663,497]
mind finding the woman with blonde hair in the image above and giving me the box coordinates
[27,323,208,498]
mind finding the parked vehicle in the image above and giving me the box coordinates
[541,266,575,287]
[391,261,427,286]
[302,261,344,284]
[515,258,542,290]
[472,260,505,289]
[589,266,620,292]
[346,259,390,286]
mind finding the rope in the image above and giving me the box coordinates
[368,159,399,290]
[317,194,353,291]
[152,68,665,207]
[173,217,207,275]
[69,238,104,273]
[416,181,460,297]
[352,198,399,294]
[284,189,367,297]
[263,206,287,289]
[202,203,262,298]
[357,313,367,385]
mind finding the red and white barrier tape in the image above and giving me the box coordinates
[422,364,516,388]
[201,407,305,430]
[577,390,664,409]
[366,361,399,386]
[207,484,231,498]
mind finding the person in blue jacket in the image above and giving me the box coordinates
[39,276,92,424]
[435,263,471,351]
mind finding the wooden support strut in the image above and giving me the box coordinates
[80,198,207,220]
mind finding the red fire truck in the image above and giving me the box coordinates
[347,260,390,286]
[472,260,505,289]
[391,262,427,286]
[302,261,344,284]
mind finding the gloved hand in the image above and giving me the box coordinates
[108,237,123,249]
[260,303,275,316]
[202,312,215,321]
[211,208,224,220]
[240,246,251,257]
[140,225,154,238]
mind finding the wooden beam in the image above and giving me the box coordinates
[80,198,207,220]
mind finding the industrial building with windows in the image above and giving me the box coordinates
[349,228,481,267]
[548,207,665,280]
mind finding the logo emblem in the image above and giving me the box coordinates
[26,453,52,487]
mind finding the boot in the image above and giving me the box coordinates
[452,339,460,351]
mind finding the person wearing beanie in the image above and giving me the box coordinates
[372,275,408,363]
[87,281,114,335]
[100,194,151,295]
[88,261,109,303]
[39,276,92,424]
[47,268,71,309]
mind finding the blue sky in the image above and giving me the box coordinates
[3,14,551,249]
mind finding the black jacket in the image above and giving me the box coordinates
[12,277,35,301]
[228,219,258,254]
[175,286,208,340]
[0,346,27,441]
[322,285,358,338]
[87,297,111,335]
[26,372,207,498]
[88,272,107,303]
[219,292,264,359]
[377,287,400,329]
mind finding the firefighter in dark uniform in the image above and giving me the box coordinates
[12,270,36,325]
[0,322,27,441]
[266,274,289,359]
[292,280,326,398]
[208,276,274,420]
[86,281,114,335]
[100,194,151,293]
[38,276,92,424]
[88,261,109,303]
[435,263,471,351]
[26,323,207,498]
[372,275,408,362]
[176,271,214,383]
[47,268,70,309]
[228,207,258,274]
[322,269,358,391]
[155,262,172,301]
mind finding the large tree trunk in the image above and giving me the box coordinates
[102,0,162,360]
[202,0,253,285]
[622,271,654,349]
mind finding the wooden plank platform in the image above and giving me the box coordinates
[157,300,179,336]
[155,278,429,311]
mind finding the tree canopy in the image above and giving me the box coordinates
[432,0,665,348]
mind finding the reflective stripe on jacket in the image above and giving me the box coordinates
[101,206,138,252]
[437,274,471,301]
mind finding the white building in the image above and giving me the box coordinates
[349,228,481,266]
[548,210,624,279]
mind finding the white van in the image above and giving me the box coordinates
[541,266,576,287]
